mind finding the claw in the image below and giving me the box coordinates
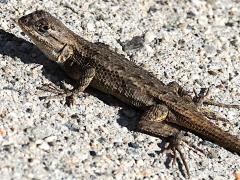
[165,134,190,177]
[164,133,207,178]
[37,83,75,106]
[37,83,65,94]
[175,145,189,177]
[193,87,210,105]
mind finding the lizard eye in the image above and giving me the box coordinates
[37,24,49,35]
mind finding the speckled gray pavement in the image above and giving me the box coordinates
[0,0,240,179]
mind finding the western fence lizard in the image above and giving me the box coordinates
[18,10,240,176]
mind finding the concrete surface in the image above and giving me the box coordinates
[0,0,240,179]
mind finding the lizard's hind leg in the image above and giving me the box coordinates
[137,104,190,177]
[138,104,180,137]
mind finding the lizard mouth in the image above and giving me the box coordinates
[56,43,67,56]
[18,17,29,32]
[54,43,70,63]
[18,13,34,31]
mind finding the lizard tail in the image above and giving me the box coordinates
[174,111,240,155]
[161,93,240,155]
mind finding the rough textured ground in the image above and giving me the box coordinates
[0,0,240,179]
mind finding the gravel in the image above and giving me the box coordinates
[0,0,240,179]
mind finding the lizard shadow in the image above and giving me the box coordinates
[0,29,186,176]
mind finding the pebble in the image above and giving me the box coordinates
[121,127,129,133]
[214,16,227,26]
[122,36,144,51]
[227,110,237,120]
[128,142,140,149]
[38,142,50,151]
[86,22,95,32]
[0,128,7,137]
[145,44,155,56]
[44,135,57,142]
[204,44,217,57]
[0,0,8,4]
[35,139,43,145]
[0,19,9,30]
[198,15,208,26]
[144,31,156,43]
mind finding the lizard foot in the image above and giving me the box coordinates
[165,133,206,178]
[193,87,240,110]
[37,83,75,106]
[164,134,190,177]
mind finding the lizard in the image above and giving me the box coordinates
[18,10,240,176]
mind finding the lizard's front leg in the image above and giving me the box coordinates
[137,104,190,177]
[64,64,96,106]
[39,63,96,106]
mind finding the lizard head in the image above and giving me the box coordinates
[18,10,75,64]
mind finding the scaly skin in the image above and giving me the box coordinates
[18,10,240,174]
